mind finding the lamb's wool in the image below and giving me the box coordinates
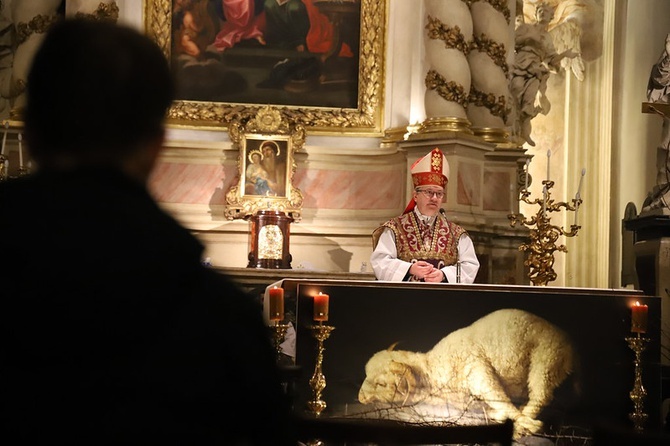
[358,308,577,438]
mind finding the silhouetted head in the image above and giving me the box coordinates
[24,18,175,179]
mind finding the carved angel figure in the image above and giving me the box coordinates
[545,8,584,81]
[642,32,670,214]
[526,0,604,82]
[511,2,577,146]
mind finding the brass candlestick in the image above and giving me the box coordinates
[17,165,30,177]
[508,179,582,286]
[270,321,289,363]
[0,154,7,181]
[307,322,335,416]
[625,333,649,432]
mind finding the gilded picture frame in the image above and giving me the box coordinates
[144,0,386,135]
[225,106,304,220]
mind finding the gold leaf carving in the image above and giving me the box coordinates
[425,70,469,107]
[425,17,470,55]
[224,108,304,221]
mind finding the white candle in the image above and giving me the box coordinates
[576,167,586,198]
[0,121,7,155]
[524,158,530,190]
[546,149,551,181]
[574,168,585,227]
[18,133,23,167]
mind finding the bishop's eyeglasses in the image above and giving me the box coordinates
[416,189,444,199]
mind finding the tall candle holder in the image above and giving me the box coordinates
[508,179,582,286]
[307,322,335,416]
[17,165,30,177]
[270,321,289,363]
[0,154,7,181]
[625,333,649,432]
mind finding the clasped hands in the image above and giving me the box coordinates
[410,261,444,283]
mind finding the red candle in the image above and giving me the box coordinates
[313,292,329,321]
[631,301,648,333]
[268,286,284,321]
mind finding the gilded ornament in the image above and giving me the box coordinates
[471,33,509,76]
[508,180,582,286]
[469,86,511,122]
[224,108,304,220]
[74,2,120,22]
[16,14,60,45]
[425,17,470,55]
[425,70,468,107]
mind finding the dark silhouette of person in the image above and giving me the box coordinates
[0,18,296,445]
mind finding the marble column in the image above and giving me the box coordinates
[3,0,63,120]
[418,0,473,135]
[467,0,514,144]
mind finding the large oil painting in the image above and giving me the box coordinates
[145,0,385,134]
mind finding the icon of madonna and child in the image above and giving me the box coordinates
[244,139,287,197]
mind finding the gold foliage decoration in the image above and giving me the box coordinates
[471,33,509,76]
[424,69,469,107]
[74,2,120,22]
[425,17,470,55]
[16,13,60,45]
[468,86,511,123]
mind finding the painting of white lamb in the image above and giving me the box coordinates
[357,308,579,438]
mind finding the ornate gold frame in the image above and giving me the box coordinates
[144,0,386,135]
[225,106,304,220]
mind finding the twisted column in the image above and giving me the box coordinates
[65,1,119,21]
[3,0,62,120]
[419,0,473,134]
[467,0,513,143]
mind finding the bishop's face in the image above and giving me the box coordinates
[413,186,445,217]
